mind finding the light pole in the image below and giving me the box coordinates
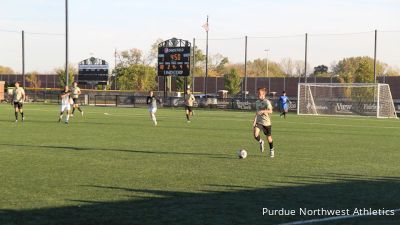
[22,30,25,89]
[65,0,69,86]
[264,49,270,92]
[114,48,117,90]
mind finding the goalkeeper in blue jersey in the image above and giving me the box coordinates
[279,91,290,119]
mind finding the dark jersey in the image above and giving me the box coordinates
[147,96,158,108]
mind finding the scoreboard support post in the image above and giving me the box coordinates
[157,38,191,102]
[164,76,168,101]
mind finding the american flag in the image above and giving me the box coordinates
[202,22,209,32]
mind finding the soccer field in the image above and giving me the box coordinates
[0,104,399,225]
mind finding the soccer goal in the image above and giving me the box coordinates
[297,83,397,118]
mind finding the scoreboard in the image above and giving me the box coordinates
[158,47,190,76]
[78,57,109,85]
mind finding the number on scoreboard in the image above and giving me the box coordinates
[157,39,191,77]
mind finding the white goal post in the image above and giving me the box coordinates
[297,83,397,119]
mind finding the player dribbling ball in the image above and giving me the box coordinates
[253,87,275,158]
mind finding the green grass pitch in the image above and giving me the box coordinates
[0,104,399,225]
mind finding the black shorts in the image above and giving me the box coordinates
[185,105,193,112]
[256,124,272,136]
[73,98,79,104]
[281,105,289,113]
[13,102,23,109]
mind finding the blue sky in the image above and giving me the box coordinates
[1,0,400,73]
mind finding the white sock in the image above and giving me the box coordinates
[151,114,157,124]
[66,114,70,122]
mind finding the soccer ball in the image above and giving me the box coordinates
[237,149,247,159]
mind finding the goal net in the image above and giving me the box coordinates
[297,83,397,118]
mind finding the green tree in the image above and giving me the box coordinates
[247,59,285,77]
[116,64,156,91]
[333,56,386,83]
[333,57,378,100]
[118,48,146,66]
[354,59,374,83]
[56,66,76,87]
[115,48,157,91]
[224,68,242,96]
[192,46,206,77]
[208,53,229,77]
[313,65,329,77]
[176,76,192,92]
[352,60,375,102]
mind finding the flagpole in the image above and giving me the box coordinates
[204,15,209,97]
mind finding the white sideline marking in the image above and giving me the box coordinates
[283,121,400,130]
[3,106,399,129]
[276,209,400,225]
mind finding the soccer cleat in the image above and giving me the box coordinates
[259,140,265,153]
[58,118,62,123]
[70,114,74,117]
[65,121,69,124]
[187,120,191,123]
[270,148,275,158]
[15,120,18,123]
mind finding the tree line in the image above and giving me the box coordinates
[1,39,399,95]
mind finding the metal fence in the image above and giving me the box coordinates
[91,94,399,116]
[91,94,298,111]
[4,89,398,115]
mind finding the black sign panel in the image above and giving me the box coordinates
[158,47,190,76]
[78,57,109,85]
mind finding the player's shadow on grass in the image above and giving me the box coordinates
[0,174,399,225]
[0,143,232,159]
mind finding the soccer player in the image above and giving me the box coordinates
[279,91,290,119]
[71,82,84,117]
[184,89,195,122]
[253,87,275,158]
[11,81,25,122]
[147,91,159,126]
[59,86,72,124]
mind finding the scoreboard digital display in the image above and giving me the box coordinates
[158,47,190,76]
